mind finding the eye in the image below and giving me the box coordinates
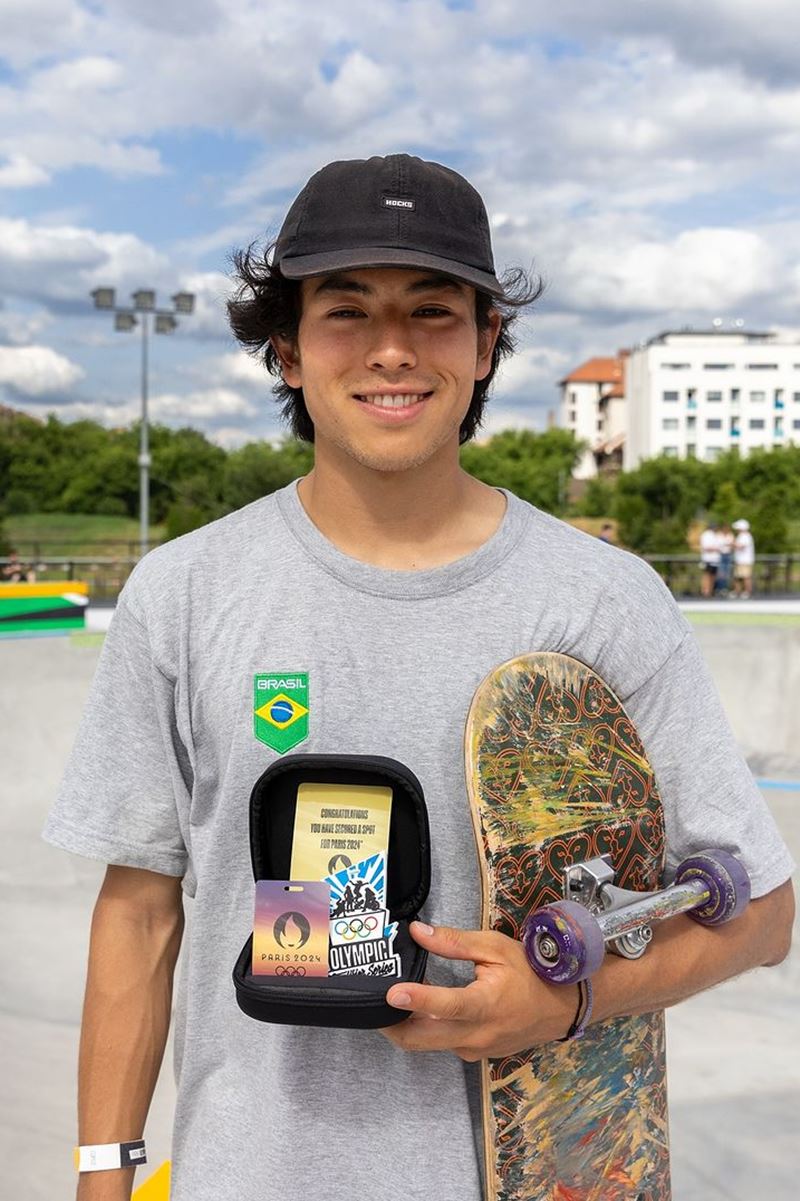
[414,305,452,318]
[327,307,366,319]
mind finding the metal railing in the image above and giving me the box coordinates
[3,553,800,602]
[0,556,138,602]
[645,554,800,597]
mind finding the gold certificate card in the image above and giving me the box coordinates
[290,783,393,881]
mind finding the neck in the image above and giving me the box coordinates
[296,441,506,570]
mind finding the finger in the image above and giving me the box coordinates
[409,921,512,964]
[385,979,485,1022]
[381,1014,478,1054]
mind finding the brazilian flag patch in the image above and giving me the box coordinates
[253,672,309,754]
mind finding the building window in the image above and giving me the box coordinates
[568,409,576,424]
[662,418,679,430]
[793,419,800,429]
[775,389,784,409]
[749,418,765,430]
[660,363,691,369]
[597,419,603,431]
[705,447,723,461]
[706,391,723,402]
[706,418,723,430]
[730,417,740,437]
[704,363,734,370]
[731,388,740,402]
[687,415,697,430]
[662,447,679,457]
[662,391,679,402]
[686,443,697,457]
[749,391,766,403]
[570,390,577,404]
[793,393,800,402]
[747,363,778,370]
[775,418,784,436]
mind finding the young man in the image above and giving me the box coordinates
[44,155,793,1201]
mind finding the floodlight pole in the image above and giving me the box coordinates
[139,311,150,554]
[90,287,195,557]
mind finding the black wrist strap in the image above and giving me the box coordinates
[558,978,594,1042]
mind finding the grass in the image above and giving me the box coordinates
[5,513,166,557]
[685,611,800,626]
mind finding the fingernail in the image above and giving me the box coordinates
[413,921,434,936]
[389,991,411,1007]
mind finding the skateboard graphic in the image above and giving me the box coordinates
[465,652,748,1201]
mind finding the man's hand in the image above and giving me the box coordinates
[381,921,576,1060]
[381,882,794,1062]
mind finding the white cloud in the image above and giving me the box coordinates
[4,0,800,442]
[149,387,257,422]
[0,307,52,346]
[0,154,51,189]
[556,226,781,315]
[0,216,184,313]
[0,345,84,396]
[198,350,269,387]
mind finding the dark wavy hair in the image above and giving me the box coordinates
[227,243,545,444]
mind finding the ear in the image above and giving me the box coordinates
[271,334,302,388]
[475,307,502,382]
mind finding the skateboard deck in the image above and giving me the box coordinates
[465,653,670,1201]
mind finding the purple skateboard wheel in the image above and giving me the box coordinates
[522,900,606,985]
[675,849,751,926]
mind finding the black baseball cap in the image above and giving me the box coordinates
[274,154,504,299]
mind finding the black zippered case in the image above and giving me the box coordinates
[232,753,431,1029]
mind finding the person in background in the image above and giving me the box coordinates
[1,549,35,583]
[699,522,721,598]
[732,519,755,599]
[598,523,614,544]
[715,524,734,597]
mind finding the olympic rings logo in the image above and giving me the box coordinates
[274,965,307,976]
[334,916,379,940]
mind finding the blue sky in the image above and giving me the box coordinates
[1,0,800,446]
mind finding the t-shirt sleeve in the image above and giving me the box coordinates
[622,632,795,898]
[42,593,191,877]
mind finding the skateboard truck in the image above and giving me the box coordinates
[523,849,751,985]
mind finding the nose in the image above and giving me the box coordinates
[365,316,418,373]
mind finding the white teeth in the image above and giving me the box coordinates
[360,393,425,408]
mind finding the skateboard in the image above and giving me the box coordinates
[465,652,717,1201]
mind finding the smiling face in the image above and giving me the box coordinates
[273,268,501,475]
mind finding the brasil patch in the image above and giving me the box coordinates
[253,672,309,754]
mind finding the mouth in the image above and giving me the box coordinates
[353,391,433,409]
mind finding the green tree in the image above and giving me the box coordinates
[460,428,582,514]
[576,475,616,518]
[750,486,790,553]
[613,455,709,552]
[222,439,313,511]
[709,480,744,527]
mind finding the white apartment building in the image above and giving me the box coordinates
[558,355,628,479]
[625,329,800,469]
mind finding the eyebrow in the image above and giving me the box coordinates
[311,273,467,298]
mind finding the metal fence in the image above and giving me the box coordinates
[3,552,800,602]
[0,556,138,602]
[645,554,800,597]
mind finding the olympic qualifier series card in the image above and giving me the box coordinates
[290,782,392,881]
[324,853,401,978]
[252,880,330,977]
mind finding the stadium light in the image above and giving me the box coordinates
[91,287,116,310]
[89,285,196,555]
[172,291,195,314]
[132,289,156,312]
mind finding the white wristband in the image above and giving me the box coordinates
[74,1141,147,1172]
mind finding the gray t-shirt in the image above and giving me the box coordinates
[43,483,793,1201]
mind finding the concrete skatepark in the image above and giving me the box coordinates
[1,604,798,1199]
